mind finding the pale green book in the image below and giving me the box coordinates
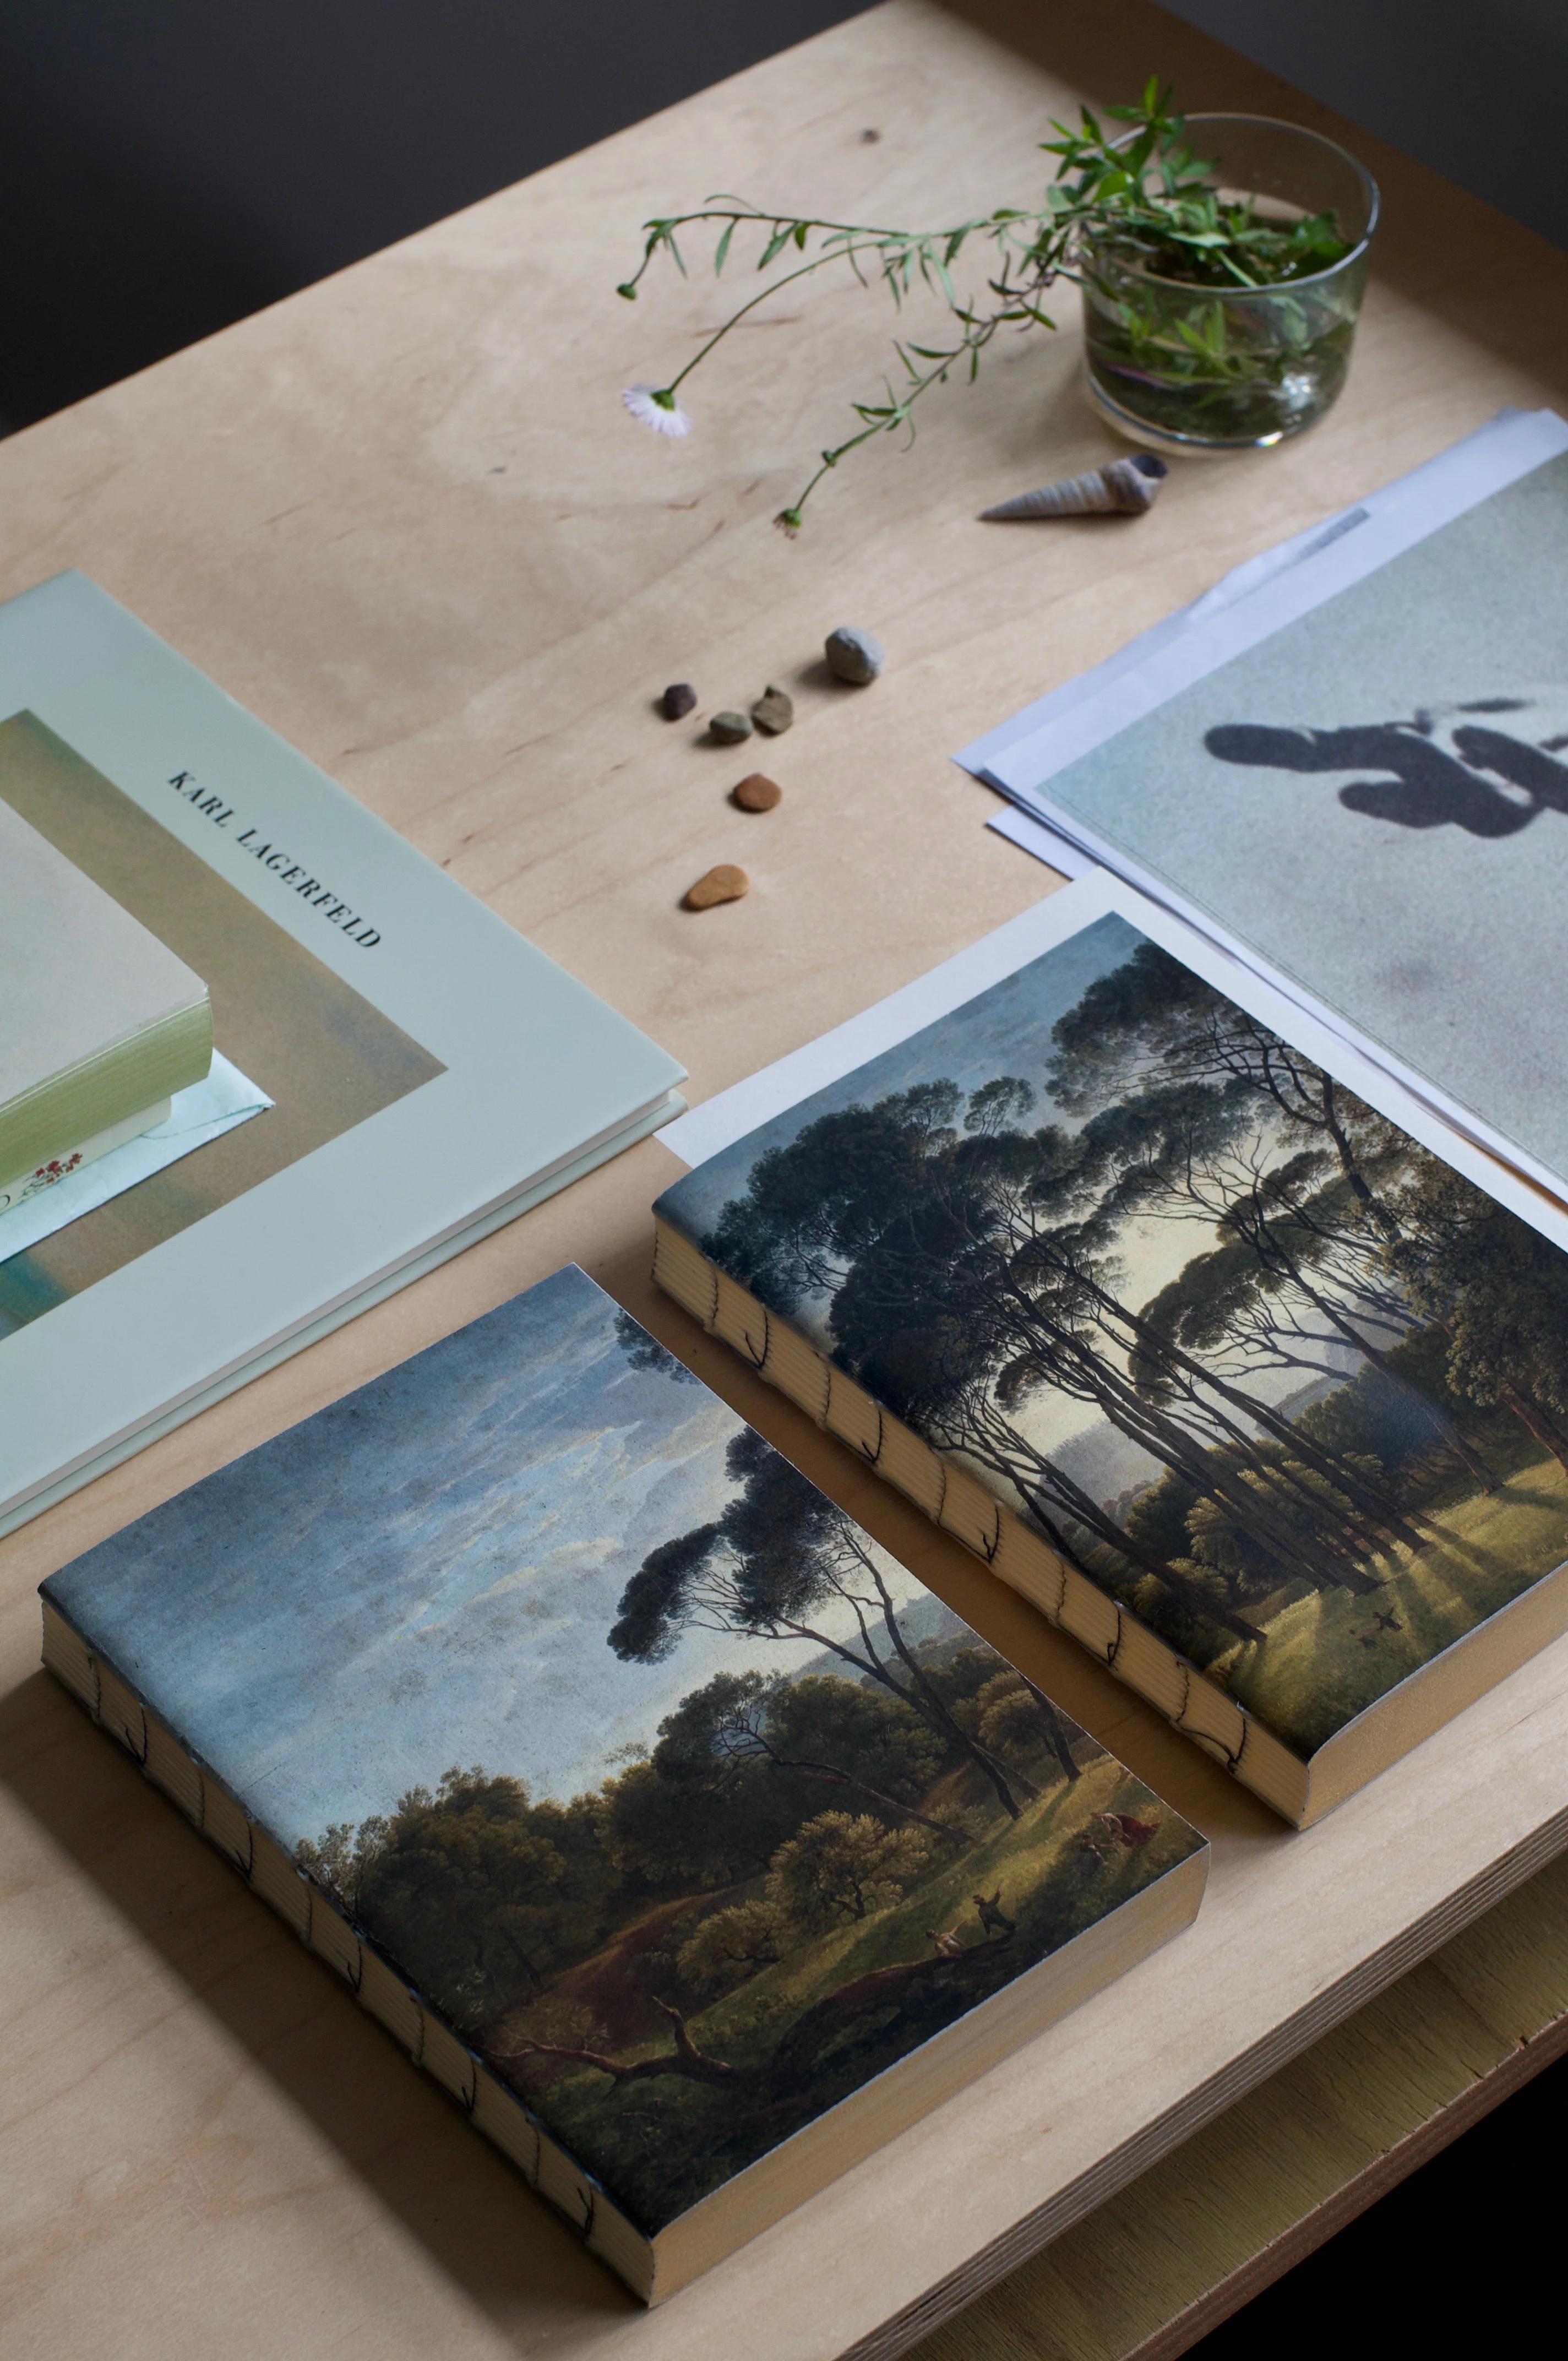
[0,572,685,1535]
[0,796,210,1189]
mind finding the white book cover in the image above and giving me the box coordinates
[0,572,684,1533]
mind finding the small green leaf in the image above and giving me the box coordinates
[714,221,734,275]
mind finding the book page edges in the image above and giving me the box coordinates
[650,1216,1313,1824]
[0,994,213,1185]
[38,1598,655,2303]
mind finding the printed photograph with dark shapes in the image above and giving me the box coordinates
[1026,450,1568,1188]
[1206,689,1568,839]
[657,911,1568,1764]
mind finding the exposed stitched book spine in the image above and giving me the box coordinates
[651,1217,1301,1820]
[39,1601,652,2297]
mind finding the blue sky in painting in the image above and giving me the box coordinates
[658,912,1144,1241]
[47,1268,930,1848]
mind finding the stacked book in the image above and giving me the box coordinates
[0,796,211,1202]
[0,572,684,1534]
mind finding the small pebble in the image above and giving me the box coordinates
[733,773,782,812]
[751,684,794,735]
[825,625,884,684]
[709,709,753,743]
[684,863,750,910]
[661,682,698,720]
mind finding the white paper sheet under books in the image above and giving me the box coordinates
[987,804,1100,879]
[0,1056,272,1263]
[954,406,1552,796]
[948,406,1568,1205]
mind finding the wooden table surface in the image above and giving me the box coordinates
[4,4,1568,2357]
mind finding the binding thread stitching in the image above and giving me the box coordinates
[742,1306,770,1370]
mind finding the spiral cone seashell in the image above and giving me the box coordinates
[980,453,1168,520]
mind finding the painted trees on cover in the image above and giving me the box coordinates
[694,940,1568,1664]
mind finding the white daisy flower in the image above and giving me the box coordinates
[622,383,692,437]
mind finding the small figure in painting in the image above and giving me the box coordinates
[1095,1810,1161,1852]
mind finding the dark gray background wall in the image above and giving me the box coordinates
[0,0,867,431]
[1158,0,1568,253]
[3,0,1564,436]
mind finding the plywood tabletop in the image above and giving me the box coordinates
[3,3,1567,2357]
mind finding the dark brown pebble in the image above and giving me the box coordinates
[732,773,782,812]
[661,682,698,720]
[751,686,794,735]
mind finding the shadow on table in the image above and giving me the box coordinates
[0,1666,632,2340]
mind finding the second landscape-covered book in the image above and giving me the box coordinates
[42,1267,1204,2302]
[655,873,1568,1826]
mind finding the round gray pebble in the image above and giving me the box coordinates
[709,709,754,743]
[825,625,884,684]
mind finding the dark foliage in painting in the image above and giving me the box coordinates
[693,940,1568,1755]
[298,1333,1187,2229]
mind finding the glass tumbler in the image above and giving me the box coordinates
[1081,114,1379,451]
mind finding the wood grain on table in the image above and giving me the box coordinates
[3,3,1567,2357]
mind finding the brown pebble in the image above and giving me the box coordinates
[708,709,753,744]
[661,682,697,720]
[684,863,750,910]
[750,685,794,735]
[732,772,782,813]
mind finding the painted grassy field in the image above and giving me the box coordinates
[510,1747,1195,2231]
[1221,1452,1568,1756]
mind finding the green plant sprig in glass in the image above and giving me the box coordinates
[617,80,1350,531]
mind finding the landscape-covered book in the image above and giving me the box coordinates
[41,1266,1205,2303]
[654,877,1568,1825]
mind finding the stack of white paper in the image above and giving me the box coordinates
[954,407,1568,1203]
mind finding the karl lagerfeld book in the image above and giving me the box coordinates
[0,572,684,1536]
[41,1267,1205,2303]
[654,872,1568,1827]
